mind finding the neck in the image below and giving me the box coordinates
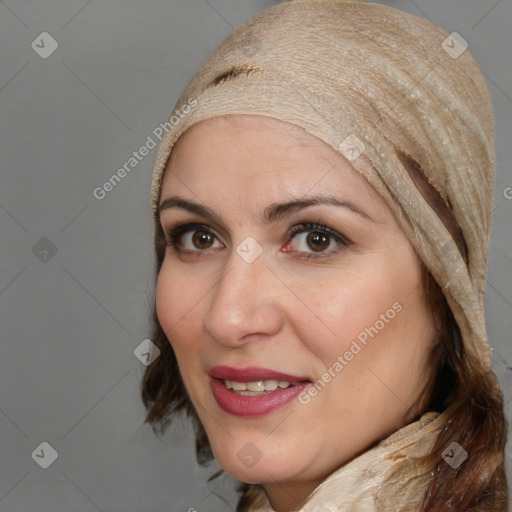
[262,477,324,512]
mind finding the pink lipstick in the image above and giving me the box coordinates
[209,366,312,417]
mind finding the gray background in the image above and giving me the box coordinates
[0,0,511,511]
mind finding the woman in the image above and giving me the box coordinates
[141,0,508,510]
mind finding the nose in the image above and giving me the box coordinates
[203,245,283,348]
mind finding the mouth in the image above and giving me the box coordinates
[208,365,312,416]
[222,378,297,395]
[209,365,311,389]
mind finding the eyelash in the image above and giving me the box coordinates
[163,221,351,260]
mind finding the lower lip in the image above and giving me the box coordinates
[210,377,311,418]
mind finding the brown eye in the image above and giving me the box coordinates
[164,223,223,253]
[286,222,351,258]
[192,230,215,249]
[306,232,330,252]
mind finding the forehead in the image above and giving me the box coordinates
[162,115,375,196]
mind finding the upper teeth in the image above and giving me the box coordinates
[224,380,292,391]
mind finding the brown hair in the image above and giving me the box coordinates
[141,149,508,511]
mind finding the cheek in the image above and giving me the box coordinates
[155,265,210,405]
[301,275,398,356]
[155,267,177,334]
[300,253,425,367]
[155,264,202,354]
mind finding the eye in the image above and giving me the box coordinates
[164,223,223,254]
[285,222,350,258]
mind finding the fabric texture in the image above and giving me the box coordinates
[149,0,499,509]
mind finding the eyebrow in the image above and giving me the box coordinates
[158,194,375,224]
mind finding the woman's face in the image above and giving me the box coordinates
[156,114,436,510]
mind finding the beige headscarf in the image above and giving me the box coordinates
[150,0,499,509]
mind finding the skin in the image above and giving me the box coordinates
[156,114,437,512]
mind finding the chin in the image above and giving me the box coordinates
[225,462,296,486]
[211,440,309,485]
